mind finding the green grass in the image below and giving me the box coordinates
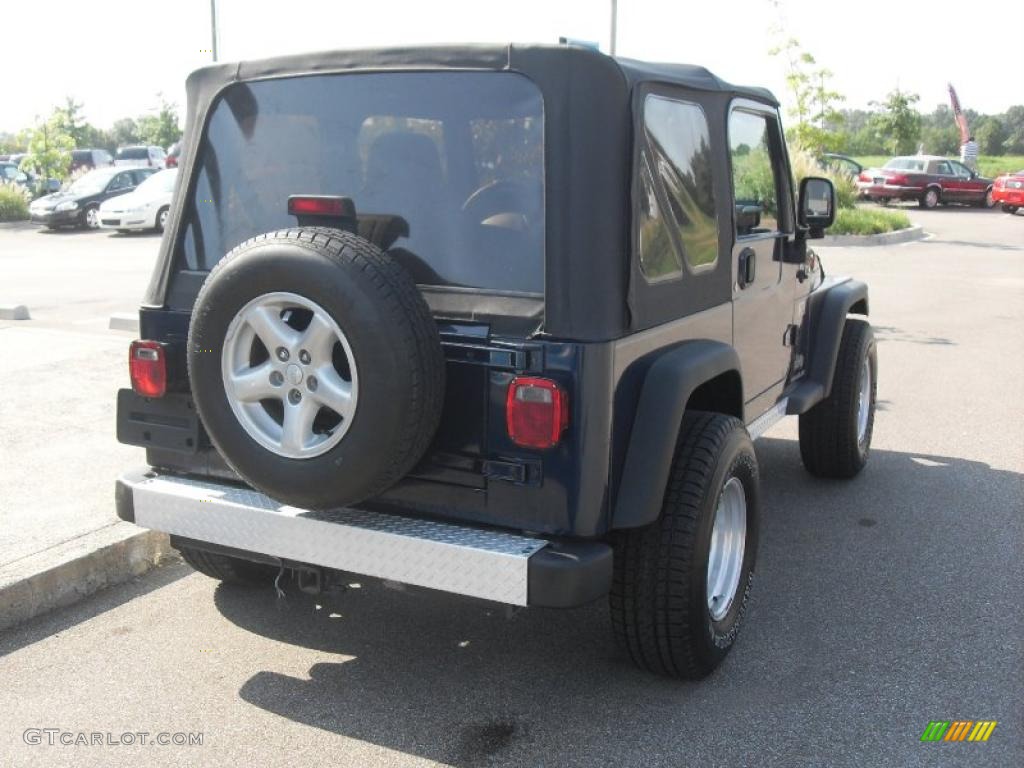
[854,155,1024,178]
[830,207,912,236]
[0,183,29,222]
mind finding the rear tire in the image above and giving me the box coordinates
[610,411,759,679]
[799,318,876,478]
[156,205,169,232]
[1001,204,1019,214]
[919,187,940,209]
[177,545,277,586]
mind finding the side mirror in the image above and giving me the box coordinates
[798,176,836,239]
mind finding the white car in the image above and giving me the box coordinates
[98,168,178,232]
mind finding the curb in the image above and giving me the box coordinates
[109,313,139,333]
[0,304,30,320]
[821,226,925,247]
[0,524,172,632]
[0,220,39,230]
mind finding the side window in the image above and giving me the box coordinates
[728,110,781,236]
[936,161,953,175]
[951,161,972,178]
[109,173,132,191]
[638,95,719,281]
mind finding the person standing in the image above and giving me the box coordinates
[961,136,979,172]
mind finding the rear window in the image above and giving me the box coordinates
[117,147,149,160]
[884,158,925,172]
[181,72,545,294]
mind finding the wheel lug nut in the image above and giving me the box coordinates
[299,349,311,365]
[269,371,284,386]
[307,376,318,392]
[288,389,302,404]
[276,347,289,362]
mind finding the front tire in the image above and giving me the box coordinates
[799,318,876,478]
[611,411,759,679]
[82,205,100,229]
[978,189,995,209]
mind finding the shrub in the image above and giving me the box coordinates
[830,207,911,235]
[0,182,30,222]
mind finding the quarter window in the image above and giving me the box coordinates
[638,95,719,281]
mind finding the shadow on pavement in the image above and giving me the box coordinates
[213,438,1023,767]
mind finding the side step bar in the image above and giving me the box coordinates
[116,469,611,607]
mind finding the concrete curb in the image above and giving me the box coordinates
[0,524,171,632]
[822,226,925,247]
[109,313,139,333]
[0,304,31,320]
[0,220,39,230]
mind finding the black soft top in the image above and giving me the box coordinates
[148,44,778,341]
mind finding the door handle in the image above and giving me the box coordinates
[738,247,756,289]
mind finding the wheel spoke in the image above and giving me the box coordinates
[300,312,338,362]
[245,305,299,351]
[280,397,318,454]
[228,362,278,403]
[312,367,354,419]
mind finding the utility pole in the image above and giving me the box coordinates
[210,0,219,62]
[610,0,618,55]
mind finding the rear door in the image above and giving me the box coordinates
[727,103,797,414]
[935,160,961,202]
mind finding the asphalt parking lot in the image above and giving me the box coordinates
[1,209,1022,767]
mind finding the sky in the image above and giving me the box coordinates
[2,0,1021,134]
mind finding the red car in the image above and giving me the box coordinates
[857,155,995,209]
[992,170,1024,214]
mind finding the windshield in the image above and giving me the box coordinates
[182,71,545,294]
[137,168,177,195]
[67,170,114,194]
[117,147,148,160]
[884,158,926,172]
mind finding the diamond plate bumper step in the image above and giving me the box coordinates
[116,469,612,607]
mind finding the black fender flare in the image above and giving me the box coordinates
[787,277,869,414]
[611,340,741,530]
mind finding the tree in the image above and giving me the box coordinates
[53,97,90,147]
[869,89,921,156]
[136,96,182,149]
[767,12,846,154]
[975,118,1006,156]
[1002,105,1024,154]
[111,118,140,148]
[21,116,74,183]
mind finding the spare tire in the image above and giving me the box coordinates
[188,227,444,509]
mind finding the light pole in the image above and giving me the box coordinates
[210,0,219,62]
[610,0,618,55]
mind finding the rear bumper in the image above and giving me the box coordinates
[115,468,611,608]
[993,188,1024,206]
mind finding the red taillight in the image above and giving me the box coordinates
[506,377,569,450]
[287,195,356,218]
[886,174,908,186]
[858,172,870,183]
[129,340,166,398]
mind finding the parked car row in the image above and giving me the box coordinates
[28,166,177,232]
[856,155,995,210]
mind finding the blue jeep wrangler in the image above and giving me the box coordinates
[115,44,874,679]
